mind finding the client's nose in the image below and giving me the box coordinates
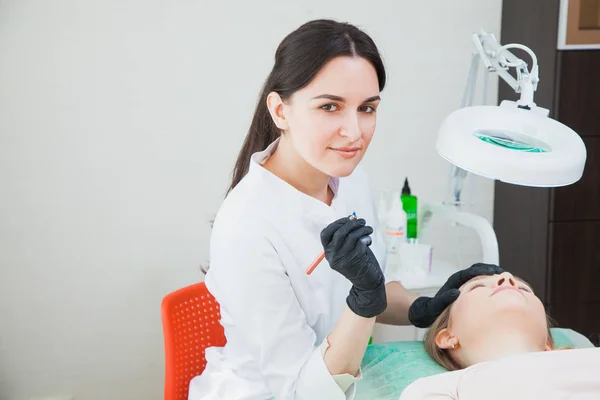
[495,272,517,288]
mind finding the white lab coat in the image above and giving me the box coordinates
[189,139,387,400]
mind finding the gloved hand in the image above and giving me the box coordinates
[321,216,387,318]
[408,262,505,328]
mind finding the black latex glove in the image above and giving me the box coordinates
[408,262,505,328]
[321,216,387,318]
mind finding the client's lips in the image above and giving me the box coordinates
[490,286,524,297]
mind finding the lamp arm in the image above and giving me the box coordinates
[472,31,539,108]
[419,202,500,265]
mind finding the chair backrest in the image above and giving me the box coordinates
[161,282,226,400]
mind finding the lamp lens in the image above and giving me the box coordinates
[473,129,551,153]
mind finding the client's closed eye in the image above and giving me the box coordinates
[470,283,532,292]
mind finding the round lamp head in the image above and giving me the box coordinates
[436,103,587,187]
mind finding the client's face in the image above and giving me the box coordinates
[445,272,549,356]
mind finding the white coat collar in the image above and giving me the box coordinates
[248,137,342,222]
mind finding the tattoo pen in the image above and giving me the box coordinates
[305,212,372,275]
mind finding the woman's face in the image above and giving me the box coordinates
[277,56,381,178]
[448,272,549,349]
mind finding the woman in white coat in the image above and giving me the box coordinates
[188,19,503,400]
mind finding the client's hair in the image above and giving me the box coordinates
[424,306,558,371]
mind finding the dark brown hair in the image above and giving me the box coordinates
[227,19,386,194]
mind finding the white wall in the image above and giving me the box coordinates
[0,1,501,399]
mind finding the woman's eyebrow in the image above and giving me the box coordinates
[364,95,381,102]
[312,94,344,101]
[311,94,381,103]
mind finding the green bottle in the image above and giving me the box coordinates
[401,178,418,241]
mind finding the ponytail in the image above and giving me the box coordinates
[227,86,279,194]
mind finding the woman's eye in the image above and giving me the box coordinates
[470,283,485,291]
[519,285,532,292]
[320,104,338,112]
[359,105,375,113]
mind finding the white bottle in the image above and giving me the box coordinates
[376,190,389,228]
[384,192,407,273]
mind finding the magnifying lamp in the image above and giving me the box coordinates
[437,31,587,202]
[427,31,587,266]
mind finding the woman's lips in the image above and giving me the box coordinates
[330,147,361,159]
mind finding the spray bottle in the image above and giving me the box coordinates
[401,178,418,242]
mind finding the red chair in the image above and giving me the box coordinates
[161,282,226,400]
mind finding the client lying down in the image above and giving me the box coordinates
[400,271,599,399]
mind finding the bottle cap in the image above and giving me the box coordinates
[401,177,411,195]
